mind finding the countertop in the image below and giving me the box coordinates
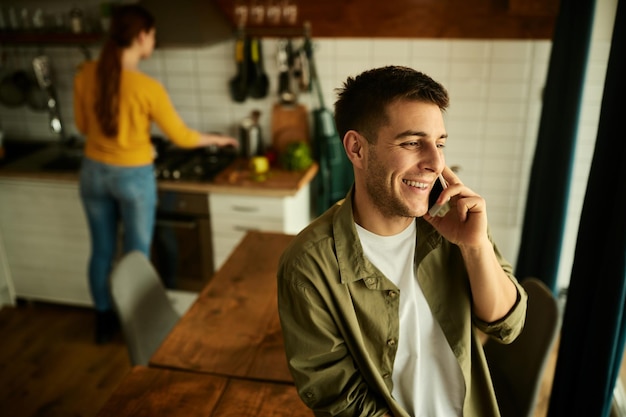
[0,142,318,198]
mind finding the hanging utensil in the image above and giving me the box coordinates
[229,28,249,103]
[276,39,295,105]
[304,23,354,213]
[26,77,48,112]
[293,46,311,92]
[32,55,66,139]
[247,37,269,99]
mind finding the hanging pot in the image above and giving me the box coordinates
[0,70,31,108]
[26,83,48,112]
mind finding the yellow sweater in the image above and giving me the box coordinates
[73,60,200,166]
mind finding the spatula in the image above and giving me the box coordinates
[229,29,248,103]
[248,37,269,99]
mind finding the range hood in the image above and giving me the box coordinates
[139,0,235,47]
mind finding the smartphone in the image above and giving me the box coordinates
[428,174,450,217]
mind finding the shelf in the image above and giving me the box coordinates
[238,26,307,38]
[0,30,104,46]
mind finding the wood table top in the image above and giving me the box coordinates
[97,366,312,417]
[150,231,296,383]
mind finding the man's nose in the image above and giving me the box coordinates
[419,143,445,173]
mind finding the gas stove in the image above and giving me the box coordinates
[152,137,237,182]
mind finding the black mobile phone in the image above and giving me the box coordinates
[428,175,450,217]
[428,176,445,210]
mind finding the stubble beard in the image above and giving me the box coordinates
[365,149,416,219]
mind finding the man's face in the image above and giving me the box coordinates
[362,99,447,219]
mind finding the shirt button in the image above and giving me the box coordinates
[388,290,397,298]
[382,373,391,379]
[387,338,396,347]
[366,278,376,285]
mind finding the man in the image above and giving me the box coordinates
[277,66,527,417]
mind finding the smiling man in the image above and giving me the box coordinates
[277,66,528,417]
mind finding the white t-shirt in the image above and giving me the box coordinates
[356,221,464,416]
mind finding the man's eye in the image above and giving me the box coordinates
[437,142,446,149]
[402,142,419,148]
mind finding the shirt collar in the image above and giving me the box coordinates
[332,187,443,285]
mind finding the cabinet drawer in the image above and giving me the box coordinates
[210,194,284,220]
[212,215,283,235]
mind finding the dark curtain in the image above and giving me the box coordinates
[547,1,626,416]
[515,0,596,292]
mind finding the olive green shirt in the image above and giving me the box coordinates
[277,189,527,417]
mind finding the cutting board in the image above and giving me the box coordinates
[212,159,318,192]
[271,103,309,155]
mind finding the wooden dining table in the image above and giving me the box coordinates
[97,366,312,417]
[150,231,296,383]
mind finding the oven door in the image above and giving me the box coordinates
[151,214,214,292]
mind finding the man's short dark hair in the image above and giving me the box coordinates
[334,66,449,143]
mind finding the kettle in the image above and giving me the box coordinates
[239,110,264,158]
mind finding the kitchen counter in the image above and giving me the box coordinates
[0,142,318,307]
[0,143,318,197]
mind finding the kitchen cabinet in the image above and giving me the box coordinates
[0,178,92,306]
[209,183,310,270]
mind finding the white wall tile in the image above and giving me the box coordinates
[411,40,451,59]
[448,100,487,119]
[450,40,491,60]
[491,41,533,61]
[449,61,489,80]
[448,79,488,100]
[486,100,528,121]
[489,62,531,81]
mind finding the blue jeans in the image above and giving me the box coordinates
[79,157,157,311]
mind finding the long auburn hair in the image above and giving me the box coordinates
[95,5,155,137]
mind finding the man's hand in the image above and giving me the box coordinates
[423,166,489,250]
[423,166,518,323]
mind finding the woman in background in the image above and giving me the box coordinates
[73,4,237,344]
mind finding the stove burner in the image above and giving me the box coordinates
[154,144,237,182]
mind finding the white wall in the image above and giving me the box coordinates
[0,0,617,290]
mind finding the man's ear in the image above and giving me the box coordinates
[343,130,366,170]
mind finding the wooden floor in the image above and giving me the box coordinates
[0,301,622,417]
[0,302,131,417]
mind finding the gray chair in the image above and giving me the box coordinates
[484,277,561,417]
[109,250,181,366]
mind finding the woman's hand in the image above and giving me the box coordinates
[198,132,239,148]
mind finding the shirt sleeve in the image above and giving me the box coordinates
[148,80,200,148]
[277,258,392,417]
[473,275,528,344]
[73,66,87,135]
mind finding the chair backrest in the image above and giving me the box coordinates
[484,277,561,417]
[109,251,180,366]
